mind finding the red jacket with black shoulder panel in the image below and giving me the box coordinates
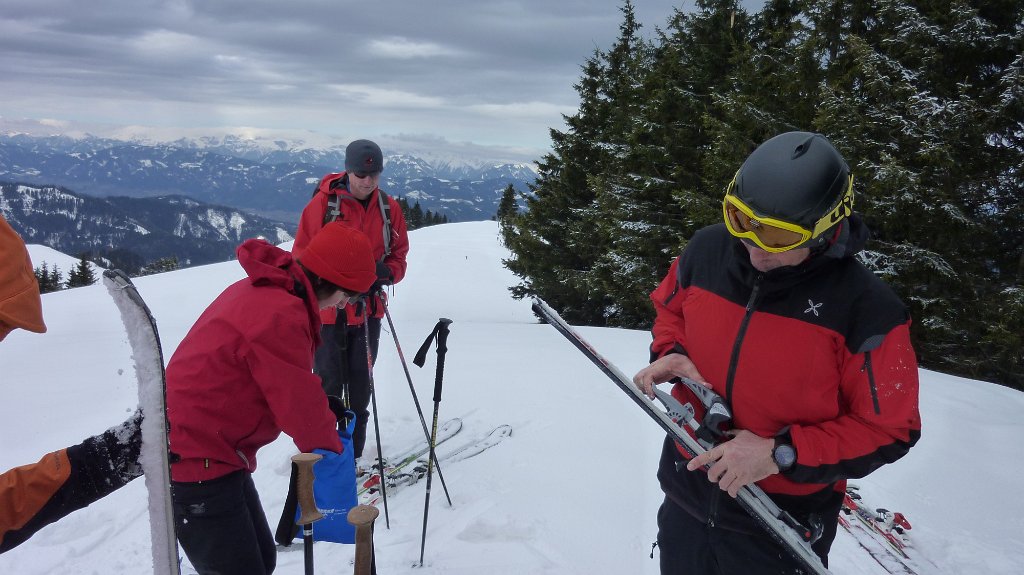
[649,218,920,529]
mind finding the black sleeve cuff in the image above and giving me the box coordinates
[649,342,689,364]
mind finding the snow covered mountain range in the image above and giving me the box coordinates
[1,182,293,270]
[0,121,537,223]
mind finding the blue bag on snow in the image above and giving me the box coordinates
[294,411,358,543]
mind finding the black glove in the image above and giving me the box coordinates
[371,261,393,293]
[326,395,348,423]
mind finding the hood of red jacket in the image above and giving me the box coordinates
[236,238,322,349]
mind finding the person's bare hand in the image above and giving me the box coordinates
[632,354,708,398]
[686,430,778,497]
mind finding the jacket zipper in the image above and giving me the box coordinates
[862,351,881,415]
[725,275,762,402]
[708,275,762,529]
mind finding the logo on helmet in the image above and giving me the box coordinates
[828,184,855,225]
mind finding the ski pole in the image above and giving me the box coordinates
[347,504,380,575]
[292,452,324,575]
[382,300,453,506]
[413,318,453,567]
[364,318,390,529]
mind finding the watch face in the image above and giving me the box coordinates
[774,444,796,468]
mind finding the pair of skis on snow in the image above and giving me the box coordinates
[357,419,512,506]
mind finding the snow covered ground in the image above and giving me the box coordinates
[2,220,1022,574]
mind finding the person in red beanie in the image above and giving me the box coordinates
[1,214,143,554]
[167,222,377,575]
[293,138,410,461]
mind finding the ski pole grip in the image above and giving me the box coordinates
[435,318,452,355]
[292,453,324,525]
[432,318,452,402]
[348,505,380,575]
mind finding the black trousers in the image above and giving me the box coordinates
[314,318,382,458]
[173,471,275,575]
[656,496,814,575]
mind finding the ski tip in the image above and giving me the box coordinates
[102,269,134,285]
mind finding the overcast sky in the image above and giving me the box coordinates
[2,0,727,161]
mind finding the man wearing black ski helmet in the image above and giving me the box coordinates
[634,132,921,574]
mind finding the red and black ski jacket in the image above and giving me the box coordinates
[650,217,921,532]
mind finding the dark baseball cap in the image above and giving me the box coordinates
[345,139,384,175]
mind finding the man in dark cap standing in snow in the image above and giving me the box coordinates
[293,139,410,465]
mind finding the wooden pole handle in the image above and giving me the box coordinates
[348,504,380,575]
[292,452,324,526]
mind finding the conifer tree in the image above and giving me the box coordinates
[66,254,97,288]
[504,1,649,324]
[140,256,180,276]
[495,184,518,222]
[809,0,1024,387]
[704,0,817,177]
[586,0,758,327]
[33,263,63,294]
[409,201,425,229]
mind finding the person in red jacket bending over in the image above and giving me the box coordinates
[633,132,921,574]
[167,222,377,575]
[292,139,410,462]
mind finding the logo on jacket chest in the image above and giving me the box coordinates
[804,299,823,317]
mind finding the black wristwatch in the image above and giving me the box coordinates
[772,437,797,472]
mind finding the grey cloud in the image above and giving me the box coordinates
[0,1,695,152]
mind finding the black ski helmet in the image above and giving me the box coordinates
[732,132,852,241]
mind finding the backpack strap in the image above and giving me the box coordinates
[376,189,392,257]
[324,194,341,227]
[319,174,345,227]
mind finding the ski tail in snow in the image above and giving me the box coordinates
[360,424,511,506]
[444,424,512,463]
[531,297,832,575]
[840,486,925,574]
[383,418,463,475]
[357,418,463,498]
[103,270,181,575]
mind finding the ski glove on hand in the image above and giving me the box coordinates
[371,261,393,293]
[326,395,347,425]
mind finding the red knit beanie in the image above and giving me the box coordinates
[297,222,377,294]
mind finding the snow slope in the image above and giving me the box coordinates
[1,221,1022,574]
[26,244,105,279]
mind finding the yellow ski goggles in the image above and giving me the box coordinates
[722,173,854,253]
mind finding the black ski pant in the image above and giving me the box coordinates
[314,318,382,459]
[173,470,275,575]
[656,496,814,575]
